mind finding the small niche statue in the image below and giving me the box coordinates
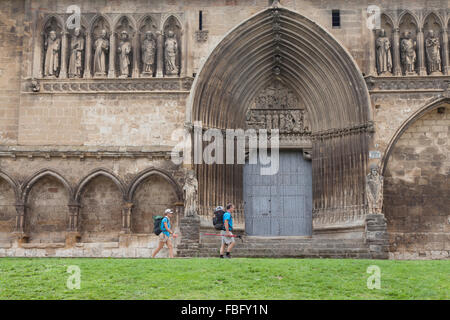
[68,28,84,78]
[425,30,442,75]
[141,31,156,76]
[44,30,61,78]
[93,29,109,77]
[400,32,417,75]
[117,30,132,78]
[183,170,198,217]
[366,166,384,214]
[164,30,179,76]
[376,29,392,75]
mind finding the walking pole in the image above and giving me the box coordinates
[203,233,243,242]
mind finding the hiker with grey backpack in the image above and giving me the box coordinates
[213,204,236,259]
[152,208,177,258]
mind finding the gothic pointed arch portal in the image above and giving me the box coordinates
[187,6,373,232]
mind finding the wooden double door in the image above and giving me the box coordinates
[243,150,312,236]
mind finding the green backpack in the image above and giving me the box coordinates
[153,216,164,235]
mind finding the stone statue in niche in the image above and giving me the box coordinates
[183,170,198,217]
[366,166,384,214]
[68,28,84,78]
[117,31,132,78]
[164,30,179,76]
[44,30,61,78]
[141,31,156,76]
[376,29,392,75]
[93,29,109,77]
[425,30,442,75]
[400,32,417,75]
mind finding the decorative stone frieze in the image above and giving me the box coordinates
[365,75,450,92]
[23,77,193,93]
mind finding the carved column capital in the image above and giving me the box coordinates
[68,203,80,231]
[121,201,134,233]
[14,203,26,233]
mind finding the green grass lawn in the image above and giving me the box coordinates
[0,258,448,300]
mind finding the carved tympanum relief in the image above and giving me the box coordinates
[246,81,310,134]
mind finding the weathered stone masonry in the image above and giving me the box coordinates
[0,0,449,259]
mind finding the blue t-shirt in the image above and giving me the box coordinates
[223,212,233,231]
[161,217,171,237]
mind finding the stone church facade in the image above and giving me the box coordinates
[0,0,448,259]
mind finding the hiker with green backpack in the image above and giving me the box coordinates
[152,208,177,258]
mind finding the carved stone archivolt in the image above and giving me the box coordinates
[35,13,184,80]
[190,7,372,228]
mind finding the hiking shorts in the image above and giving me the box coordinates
[159,233,171,243]
[221,230,235,245]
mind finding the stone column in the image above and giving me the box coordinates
[393,28,402,76]
[59,31,68,78]
[177,215,200,257]
[365,213,389,259]
[417,28,427,76]
[67,203,81,246]
[108,32,116,78]
[68,203,80,231]
[156,31,164,77]
[368,29,377,76]
[84,33,92,78]
[442,30,449,75]
[132,31,140,78]
[182,26,187,77]
[14,203,26,233]
[121,202,133,233]
[34,32,44,78]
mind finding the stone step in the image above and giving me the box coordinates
[197,248,371,258]
[198,247,370,254]
[199,245,369,253]
[199,241,367,247]
[200,236,363,243]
